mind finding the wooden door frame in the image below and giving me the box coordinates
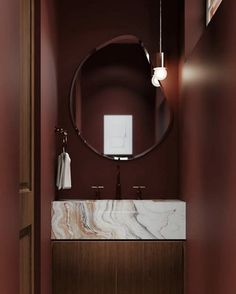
[19,0,41,293]
[33,0,41,293]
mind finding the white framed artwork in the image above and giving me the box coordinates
[104,115,133,156]
[206,0,223,25]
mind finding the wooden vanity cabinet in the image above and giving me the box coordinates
[52,241,184,294]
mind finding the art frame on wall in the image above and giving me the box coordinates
[206,0,223,25]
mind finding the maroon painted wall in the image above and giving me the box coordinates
[56,0,183,199]
[184,0,206,58]
[41,0,58,293]
[181,1,236,293]
[0,1,19,293]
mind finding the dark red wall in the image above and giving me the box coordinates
[0,1,19,293]
[41,0,58,293]
[181,1,236,293]
[184,0,206,58]
[56,0,183,199]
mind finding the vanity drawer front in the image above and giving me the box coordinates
[53,241,116,294]
[116,241,184,294]
[53,241,184,294]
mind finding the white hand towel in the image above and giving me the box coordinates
[56,152,72,190]
[61,152,72,189]
[56,153,62,189]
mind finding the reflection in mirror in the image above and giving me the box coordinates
[70,35,172,160]
[206,0,223,25]
[104,115,133,156]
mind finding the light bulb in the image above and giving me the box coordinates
[153,67,168,81]
[151,75,160,87]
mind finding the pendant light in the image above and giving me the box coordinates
[152,0,167,87]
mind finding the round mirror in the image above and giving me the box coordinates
[70,35,173,160]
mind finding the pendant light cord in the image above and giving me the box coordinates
[159,0,162,53]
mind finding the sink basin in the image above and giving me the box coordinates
[51,200,186,240]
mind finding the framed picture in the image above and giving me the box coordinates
[104,115,133,156]
[206,0,223,25]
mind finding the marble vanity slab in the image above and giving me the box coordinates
[51,200,186,240]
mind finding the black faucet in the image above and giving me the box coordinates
[132,186,146,199]
[91,186,104,199]
[116,165,121,199]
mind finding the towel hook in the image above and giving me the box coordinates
[55,127,68,152]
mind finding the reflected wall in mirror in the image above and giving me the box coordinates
[206,0,222,25]
[70,35,173,160]
[206,0,223,25]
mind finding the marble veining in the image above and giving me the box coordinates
[51,200,186,240]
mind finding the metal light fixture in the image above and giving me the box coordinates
[152,0,167,87]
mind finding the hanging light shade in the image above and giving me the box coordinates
[152,52,167,84]
[152,0,167,87]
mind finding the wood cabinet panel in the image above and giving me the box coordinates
[142,242,183,294]
[52,241,184,294]
[116,242,144,294]
[116,242,183,294]
[53,241,117,294]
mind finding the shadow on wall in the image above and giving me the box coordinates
[181,1,236,293]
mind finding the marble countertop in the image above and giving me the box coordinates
[51,199,186,240]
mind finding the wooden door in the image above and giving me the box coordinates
[19,0,35,293]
